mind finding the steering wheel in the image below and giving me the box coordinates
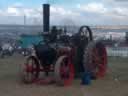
[78,26,93,41]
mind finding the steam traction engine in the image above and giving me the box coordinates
[20,4,107,86]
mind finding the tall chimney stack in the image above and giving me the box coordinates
[43,4,50,33]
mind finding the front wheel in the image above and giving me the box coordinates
[20,56,40,84]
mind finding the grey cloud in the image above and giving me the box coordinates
[1,2,128,25]
[114,0,128,2]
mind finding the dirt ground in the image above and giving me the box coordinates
[0,54,128,96]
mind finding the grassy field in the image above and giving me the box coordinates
[108,57,128,81]
[0,54,128,96]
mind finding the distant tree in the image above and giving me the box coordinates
[125,32,128,43]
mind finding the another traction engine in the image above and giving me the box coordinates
[20,26,107,86]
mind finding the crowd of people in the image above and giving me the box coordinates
[0,42,32,58]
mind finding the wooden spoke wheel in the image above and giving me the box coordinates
[83,41,107,79]
[21,56,40,84]
[54,56,74,86]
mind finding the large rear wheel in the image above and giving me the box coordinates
[54,56,74,86]
[83,41,107,79]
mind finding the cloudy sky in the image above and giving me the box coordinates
[0,0,128,25]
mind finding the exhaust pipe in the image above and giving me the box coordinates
[43,4,50,33]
